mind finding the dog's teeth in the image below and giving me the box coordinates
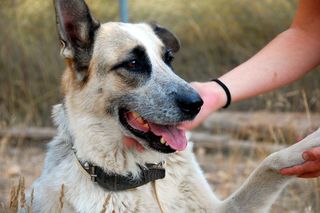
[160,138,166,144]
[165,143,169,146]
[137,117,145,124]
[143,123,149,129]
[132,112,139,118]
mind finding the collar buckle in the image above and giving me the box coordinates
[84,161,97,182]
[90,165,97,182]
[76,158,166,191]
[146,161,165,169]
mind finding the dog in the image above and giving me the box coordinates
[25,0,320,212]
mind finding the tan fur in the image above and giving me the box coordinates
[26,3,320,212]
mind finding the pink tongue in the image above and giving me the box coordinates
[148,123,188,151]
[126,112,188,151]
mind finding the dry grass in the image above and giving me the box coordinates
[1,0,320,126]
[1,138,320,213]
[58,184,65,213]
[101,194,112,213]
[7,177,28,212]
[1,0,320,212]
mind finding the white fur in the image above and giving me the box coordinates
[24,19,320,212]
[25,104,320,213]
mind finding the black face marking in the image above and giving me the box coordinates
[106,45,152,88]
[111,45,151,75]
[163,49,174,66]
[114,72,140,89]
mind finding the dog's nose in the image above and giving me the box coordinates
[176,92,203,116]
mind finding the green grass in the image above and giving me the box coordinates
[1,0,319,126]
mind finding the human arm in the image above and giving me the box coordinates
[182,0,320,130]
[182,0,320,178]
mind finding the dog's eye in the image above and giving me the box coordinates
[164,49,174,65]
[125,59,140,71]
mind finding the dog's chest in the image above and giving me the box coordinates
[63,156,193,213]
[69,173,187,213]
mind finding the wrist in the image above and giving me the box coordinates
[208,81,229,109]
[194,81,228,111]
[211,79,231,108]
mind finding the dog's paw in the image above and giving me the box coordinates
[264,128,320,171]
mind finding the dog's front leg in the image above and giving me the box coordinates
[217,128,320,213]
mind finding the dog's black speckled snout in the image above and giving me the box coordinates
[175,90,203,117]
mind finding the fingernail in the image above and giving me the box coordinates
[302,152,309,161]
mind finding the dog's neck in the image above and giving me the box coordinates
[52,103,166,177]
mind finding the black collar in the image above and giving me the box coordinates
[73,152,166,191]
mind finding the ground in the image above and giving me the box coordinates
[0,139,319,212]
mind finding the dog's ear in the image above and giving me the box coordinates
[54,0,100,81]
[150,24,180,53]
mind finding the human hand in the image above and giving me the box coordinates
[179,81,227,130]
[280,147,320,178]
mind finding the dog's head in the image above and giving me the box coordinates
[55,0,203,154]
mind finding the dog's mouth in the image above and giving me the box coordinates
[119,109,187,153]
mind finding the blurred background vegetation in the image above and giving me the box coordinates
[1,0,320,126]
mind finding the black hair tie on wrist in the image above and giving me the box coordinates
[211,79,231,109]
